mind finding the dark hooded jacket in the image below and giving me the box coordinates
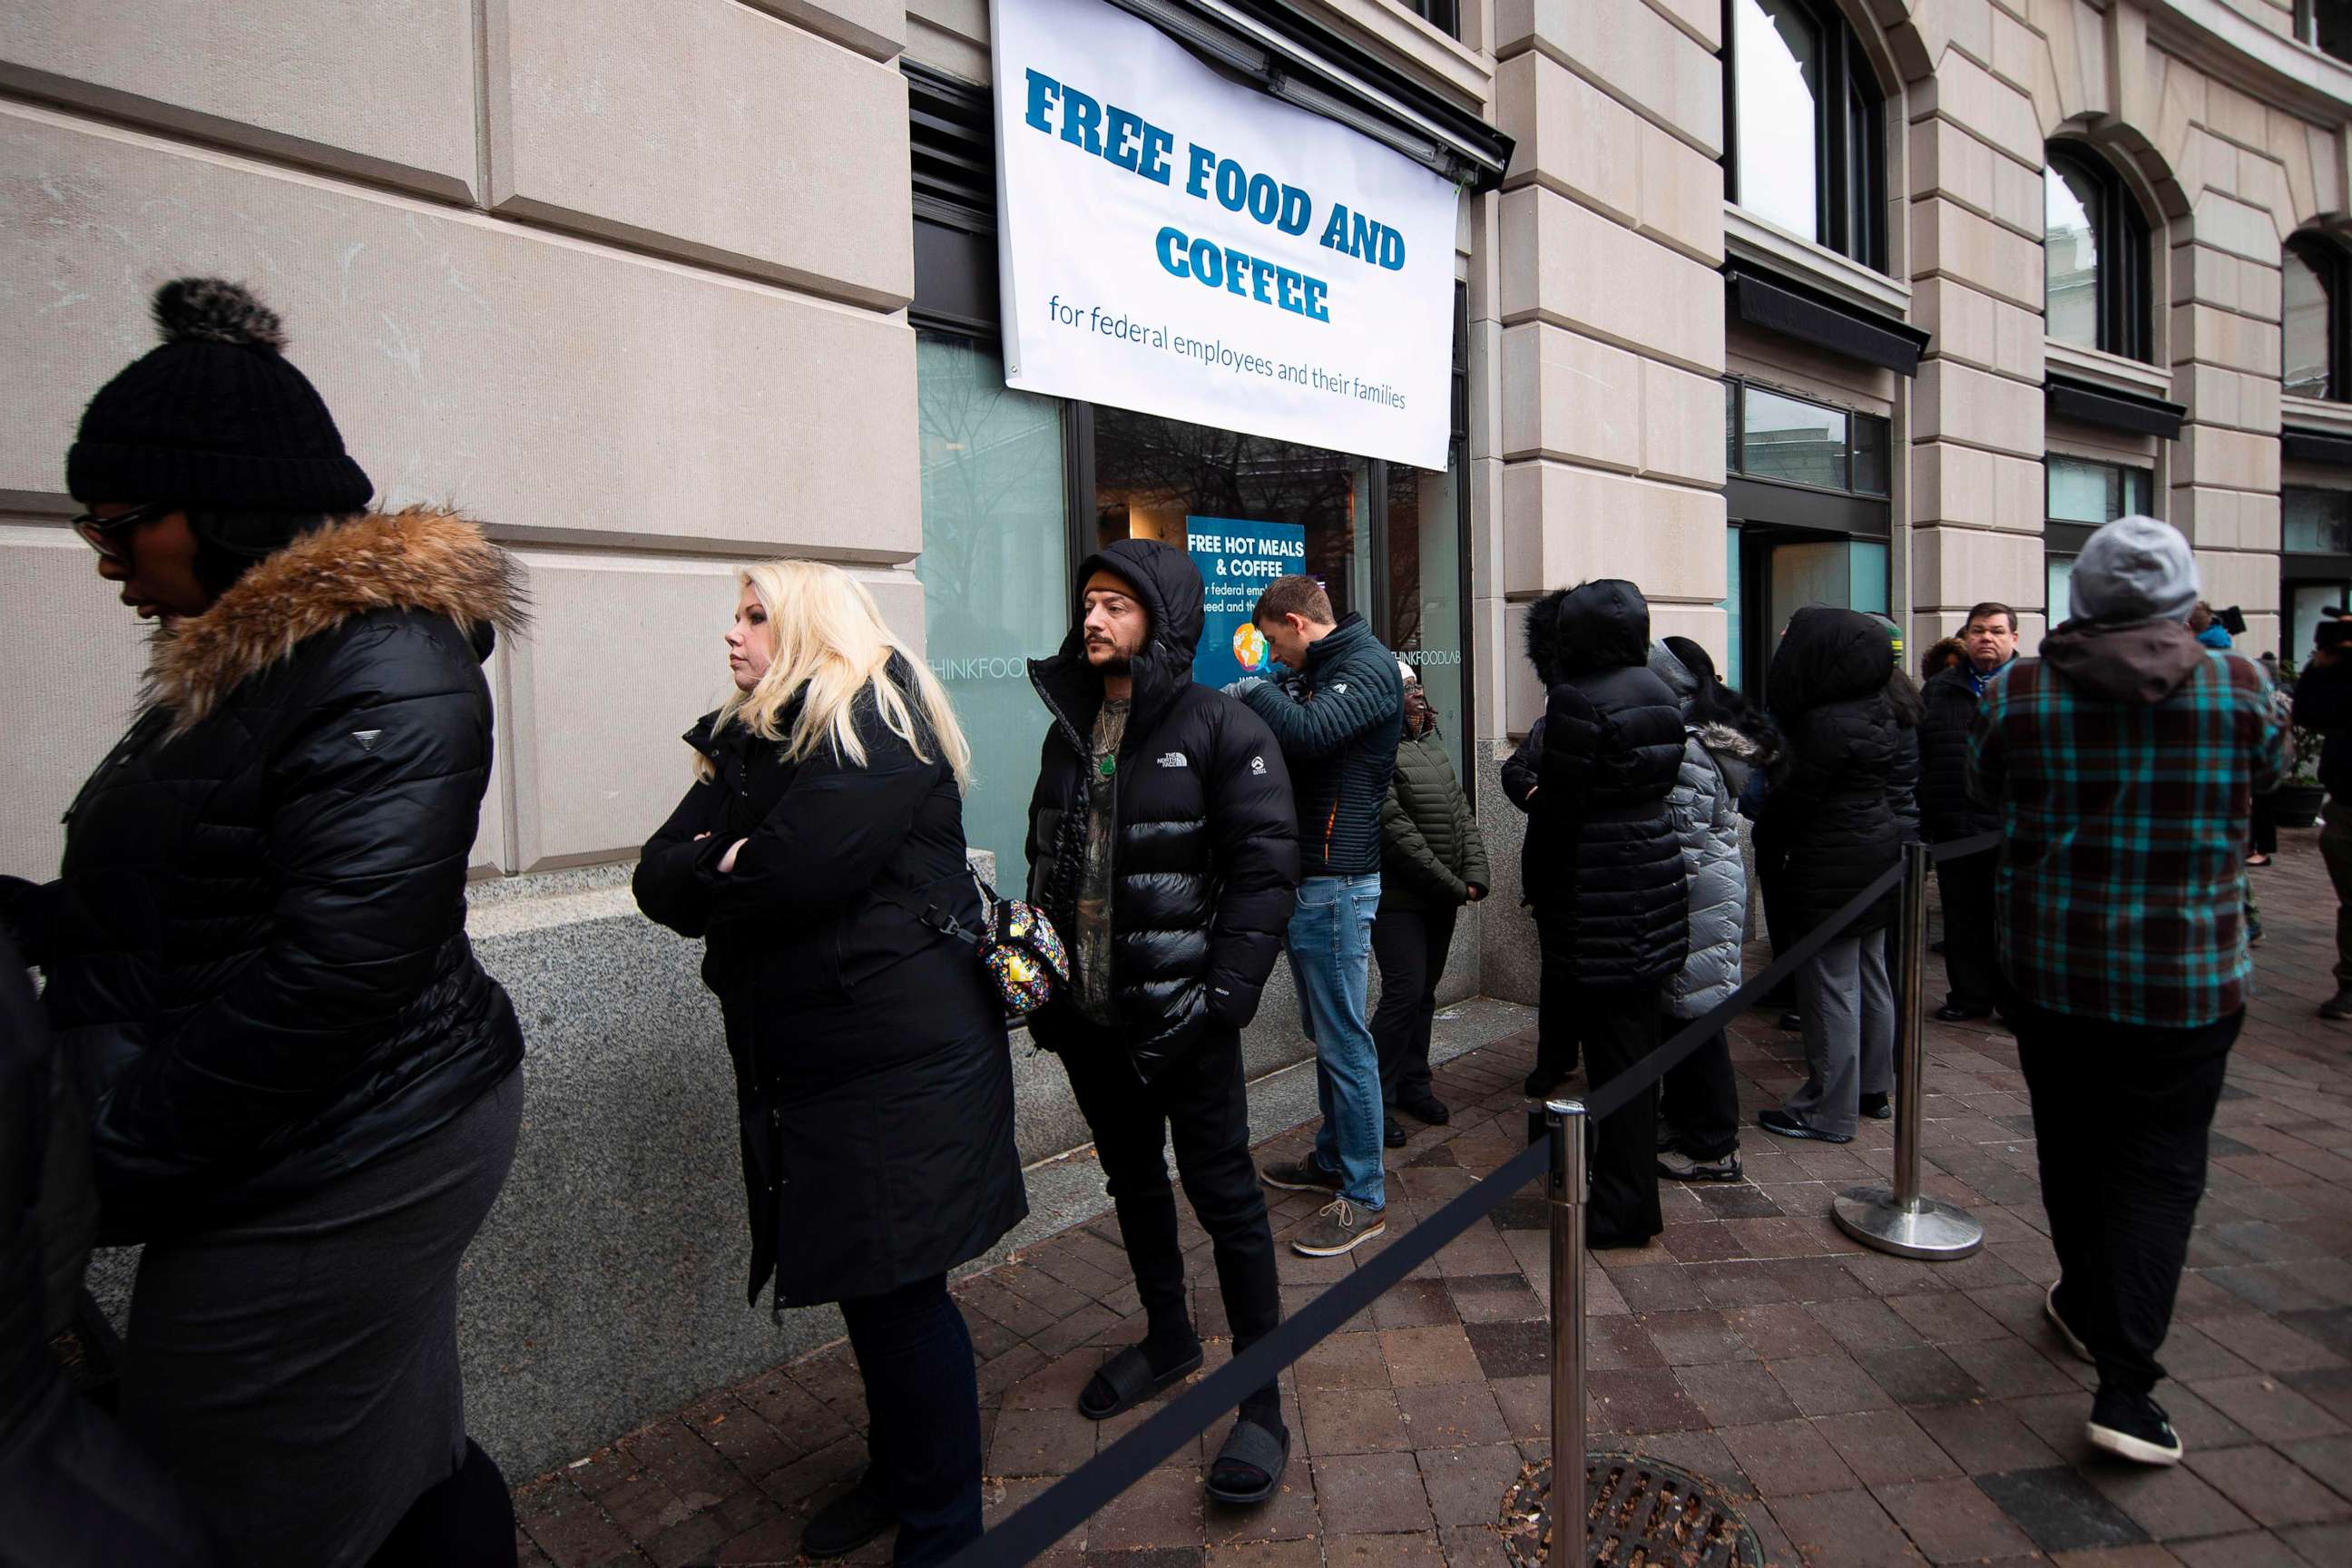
[1886,666,1925,847]
[1379,720,1491,913]
[1758,607,1905,936]
[1918,659,2010,843]
[1024,540,1299,1080]
[634,653,1027,1310]
[1522,582,1689,988]
[2296,652,2352,798]
[4,510,524,1244]
[1240,612,1405,877]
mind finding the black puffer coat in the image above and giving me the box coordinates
[5,511,524,1244]
[1523,582,1690,989]
[1379,728,1491,912]
[1886,668,1924,846]
[1240,613,1404,877]
[1917,662,2006,843]
[1759,607,1905,937]
[635,669,1026,1310]
[1024,539,1299,1080]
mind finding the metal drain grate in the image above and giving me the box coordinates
[1499,1454,1763,1568]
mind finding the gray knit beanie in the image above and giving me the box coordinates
[2069,514,2199,624]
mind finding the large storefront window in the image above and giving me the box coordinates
[2285,485,2352,659]
[916,333,1069,879]
[1387,456,1468,779]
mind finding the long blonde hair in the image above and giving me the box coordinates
[703,560,973,790]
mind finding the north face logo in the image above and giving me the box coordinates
[1250,755,1268,776]
[1157,752,1189,769]
[351,730,383,752]
[1334,682,1348,692]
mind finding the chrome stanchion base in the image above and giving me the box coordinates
[1831,1186,1985,1259]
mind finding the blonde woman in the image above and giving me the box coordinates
[633,561,1025,1567]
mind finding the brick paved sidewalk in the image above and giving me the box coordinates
[516,828,2352,1567]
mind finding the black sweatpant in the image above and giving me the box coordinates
[2014,1003,2241,1399]
[1061,1023,1282,1416]
[1565,985,1665,1248]
[1372,903,1458,1108]
[1532,907,1579,1078]
[840,1276,982,1568]
[1936,849,2002,1015]
[1658,1020,1740,1160]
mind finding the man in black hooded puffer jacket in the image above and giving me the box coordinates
[1522,581,1689,1249]
[1024,538,1300,1501]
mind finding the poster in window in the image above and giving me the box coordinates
[1186,516,1306,689]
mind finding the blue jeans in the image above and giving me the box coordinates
[1287,873,1385,1209]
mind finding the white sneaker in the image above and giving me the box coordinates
[2044,1280,2092,1364]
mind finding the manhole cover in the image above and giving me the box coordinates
[1499,1454,1763,1567]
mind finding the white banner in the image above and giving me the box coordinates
[989,0,1460,469]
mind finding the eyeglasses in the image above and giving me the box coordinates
[70,500,176,561]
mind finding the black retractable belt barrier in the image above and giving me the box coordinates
[945,831,2004,1568]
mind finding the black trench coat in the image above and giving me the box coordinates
[634,679,1027,1310]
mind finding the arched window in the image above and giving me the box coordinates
[2284,234,2348,401]
[1722,0,1886,269]
[2043,143,2151,360]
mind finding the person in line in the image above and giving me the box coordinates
[1648,641,1771,1183]
[1021,541,1298,1504]
[0,279,526,1568]
[1500,720,1574,1077]
[2190,601,2234,650]
[1231,578,1405,1258]
[1920,635,1967,684]
[2295,619,2352,1019]
[1371,663,1490,1145]
[1522,583,1688,1247]
[634,562,1025,1563]
[1971,515,2283,1466]
[1754,608,1906,1144]
[0,928,222,1567]
[1917,603,2020,1022]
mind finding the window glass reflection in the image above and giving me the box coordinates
[1851,416,1890,496]
[2285,247,2332,398]
[1741,386,1847,489]
[1387,457,1468,781]
[1734,0,1822,241]
[2044,163,2100,348]
[2287,486,2352,554]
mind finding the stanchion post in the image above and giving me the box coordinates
[1831,842,1986,1260]
[1545,1099,1586,1567]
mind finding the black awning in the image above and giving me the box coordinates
[1108,0,1514,191]
[2045,374,2185,440]
[1725,266,1928,377]
[2283,426,2352,466]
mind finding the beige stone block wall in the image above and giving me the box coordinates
[0,0,915,880]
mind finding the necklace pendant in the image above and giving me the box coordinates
[1098,755,1117,778]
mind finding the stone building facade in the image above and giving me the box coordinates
[5,0,2347,1474]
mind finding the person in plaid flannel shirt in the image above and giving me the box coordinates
[1967,515,2286,1470]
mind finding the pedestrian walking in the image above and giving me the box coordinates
[1647,642,1770,1183]
[2294,618,2352,1019]
[0,279,526,1568]
[1754,608,1906,1144]
[633,561,1026,1564]
[1021,540,1299,1504]
[1230,578,1405,1257]
[1372,663,1490,1144]
[1970,515,2285,1465]
[1521,583,1688,1247]
[1918,604,2019,1020]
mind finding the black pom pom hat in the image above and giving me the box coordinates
[67,277,373,514]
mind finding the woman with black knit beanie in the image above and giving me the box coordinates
[0,279,526,1567]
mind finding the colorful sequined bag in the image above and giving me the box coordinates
[888,872,1068,1018]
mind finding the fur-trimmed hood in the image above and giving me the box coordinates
[146,507,525,732]
[1524,580,1651,687]
[1697,720,1768,763]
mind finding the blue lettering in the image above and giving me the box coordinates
[1023,69,1061,135]
[1186,143,1215,200]
[1214,159,1247,212]
[1246,173,1279,224]
[1249,257,1274,304]
[1318,203,1353,255]
[1140,122,1175,184]
[1278,185,1312,236]
[1277,268,1305,313]
[1304,276,1330,322]
[1062,86,1102,154]
[1221,245,1250,296]
[1189,235,1223,288]
[1103,106,1142,172]
[1377,226,1406,270]
[1155,225,1189,278]
[1349,210,1376,261]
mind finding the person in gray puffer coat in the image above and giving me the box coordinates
[1647,643,1767,1181]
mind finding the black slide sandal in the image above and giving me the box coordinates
[1205,1416,1290,1505]
[1079,1343,1203,1422]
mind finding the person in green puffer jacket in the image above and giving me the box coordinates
[1372,664,1491,1145]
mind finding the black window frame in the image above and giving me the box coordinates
[2044,142,2152,363]
[1396,0,1460,40]
[2298,0,2352,64]
[2284,232,2352,402]
[1720,0,1888,271]
[1723,376,1894,534]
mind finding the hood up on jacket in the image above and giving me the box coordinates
[1646,640,1700,711]
[1767,606,1896,721]
[143,506,524,734]
[1030,536,1205,749]
[2039,514,2210,704]
[2040,620,2209,704]
[1525,579,1651,687]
